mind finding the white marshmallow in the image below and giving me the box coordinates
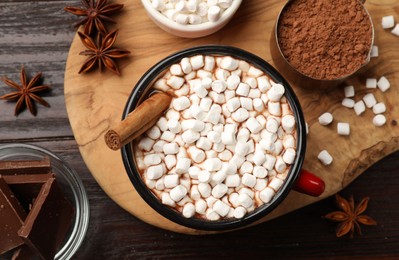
[283,134,295,149]
[145,164,165,180]
[253,98,264,112]
[226,97,241,112]
[180,57,192,74]
[318,112,333,126]
[230,154,245,168]
[215,68,230,81]
[203,158,222,171]
[254,178,267,191]
[208,91,225,104]
[247,66,264,77]
[213,200,230,217]
[266,118,279,133]
[275,157,286,173]
[373,114,386,127]
[212,184,228,198]
[138,137,155,152]
[189,105,206,121]
[363,93,377,108]
[226,74,240,90]
[245,77,257,88]
[281,114,296,132]
[196,137,212,150]
[253,165,268,178]
[198,183,211,198]
[372,102,386,114]
[173,96,191,111]
[205,208,220,221]
[354,100,366,116]
[236,83,250,97]
[225,174,240,187]
[211,80,227,93]
[204,56,215,71]
[392,24,399,36]
[257,76,271,92]
[188,166,201,179]
[231,108,249,122]
[233,206,247,219]
[166,109,180,120]
[167,119,181,134]
[337,122,350,136]
[377,76,390,92]
[237,128,250,142]
[366,78,377,89]
[204,104,222,124]
[175,158,191,174]
[207,5,221,22]
[318,150,333,165]
[188,147,206,163]
[240,97,253,111]
[199,97,213,112]
[221,162,237,175]
[201,77,213,89]
[244,118,261,134]
[198,170,211,183]
[268,102,281,116]
[154,78,168,92]
[181,130,200,144]
[220,56,239,71]
[153,140,166,153]
[269,177,284,191]
[241,173,257,188]
[156,117,168,132]
[170,185,188,202]
[253,151,266,166]
[344,85,355,97]
[167,76,185,89]
[144,154,162,166]
[182,203,195,218]
[163,142,179,155]
[207,131,221,143]
[370,45,379,58]
[239,161,253,175]
[282,148,296,164]
[267,84,285,101]
[212,142,225,153]
[193,83,208,98]
[190,55,204,70]
[342,98,355,108]
[224,90,236,101]
[237,193,254,208]
[154,178,164,190]
[146,126,161,140]
[382,15,395,29]
[218,150,232,161]
[260,187,275,203]
[195,199,207,214]
[221,131,236,145]
[182,119,205,132]
[165,155,177,170]
[164,174,179,189]
[170,64,183,76]
[259,138,275,153]
[264,154,276,171]
[212,169,228,184]
[162,192,176,207]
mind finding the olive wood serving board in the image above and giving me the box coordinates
[64,0,399,234]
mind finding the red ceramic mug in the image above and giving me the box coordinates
[122,45,325,231]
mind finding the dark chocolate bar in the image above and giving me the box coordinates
[0,157,51,175]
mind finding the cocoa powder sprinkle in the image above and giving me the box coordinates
[278,0,373,80]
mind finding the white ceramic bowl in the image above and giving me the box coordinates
[140,0,242,38]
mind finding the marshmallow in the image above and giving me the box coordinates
[215,68,230,81]
[337,122,350,136]
[254,178,267,191]
[213,200,230,217]
[267,83,285,101]
[259,187,275,203]
[370,45,378,58]
[218,150,233,161]
[354,100,366,116]
[207,131,221,143]
[253,151,266,166]
[318,112,333,126]
[212,169,228,184]
[344,85,355,97]
[180,57,192,74]
[377,76,390,92]
[268,102,281,116]
[257,76,271,92]
[221,131,236,145]
[154,78,168,92]
[221,162,237,175]
[201,77,213,89]
[259,138,275,153]
[373,114,386,127]
[204,56,215,71]
[266,118,279,133]
[138,137,155,152]
[145,164,165,180]
[382,15,395,29]
[146,126,161,140]
[195,199,207,214]
[167,76,185,89]
[246,117,262,134]
[240,97,253,111]
[163,142,179,155]
[366,78,377,89]
[342,98,355,108]
[245,77,257,88]
[170,185,188,202]
[193,83,208,98]
[162,192,176,207]
[283,134,295,149]
[203,158,222,171]
[181,129,200,144]
[230,154,245,168]
[220,56,239,71]
[207,5,221,22]
[196,137,212,150]
[154,178,164,190]
[236,83,250,97]
[247,66,264,77]
[253,98,264,112]
[237,193,253,208]
[234,141,249,157]
[173,96,191,111]
[182,119,205,132]
[175,158,191,174]
[237,128,250,142]
[282,148,296,164]
[189,105,206,121]
[373,102,386,114]
[182,203,195,218]
[204,104,222,124]
[165,155,177,170]
[188,147,206,163]
[144,154,162,166]
[164,174,179,189]
[269,177,284,191]
[170,64,183,76]
[198,170,211,183]
[264,154,277,171]
[226,74,240,90]
[275,157,286,173]
[188,166,201,179]
[281,114,296,132]
[239,161,253,175]
[241,173,257,188]
[212,184,228,198]
[318,150,333,165]
[253,165,268,178]
[199,97,212,112]
[224,90,236,101]
[156,117,168,132]
[211,80,227,93]
[233,206,247,219]
[363,93,377,108]
[167,119,182,134]
[392,24,399,36]
[153,140,166,153]
[166,109,180,120]
[198,183,212,198]
[205,208,220,221]
[190,55,204,70]
[209,91,225,104]
[231,108,249,122]
[226,97,241,112]
[225,174,240,187]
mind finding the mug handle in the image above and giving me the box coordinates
[293,169,325,197]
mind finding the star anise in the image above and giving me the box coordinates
[78,29,130,75]
[0,67,50,116]
[324,194,377,238]
[64,0,124,36]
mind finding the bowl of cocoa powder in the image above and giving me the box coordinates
[120,45,325,231]
[272,0,374,86]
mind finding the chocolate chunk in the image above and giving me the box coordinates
[0,176,27,254]
[12,245,39,260]
[0,157,51,175]
[4,173,54,213]
[17,178,74,260]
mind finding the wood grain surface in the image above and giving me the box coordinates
[64,0,399,234]
[0,0,399,258]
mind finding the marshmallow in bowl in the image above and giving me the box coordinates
[136,54,298,221]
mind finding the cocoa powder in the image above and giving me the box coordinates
[277,0,373,80]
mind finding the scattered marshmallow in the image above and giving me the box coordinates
[363,93,377,108]
[342,98,355,108]
[366,78,377,89]
[337,122,350,136]
[344,85,355,98]
[370,46,379,58]
[354,100,366,116]
[392,24,399,37]
[373,114,386,127]
[377,76,391,92]
[318,150,333,165]
[382,15,395,29]
[372,102,386,114]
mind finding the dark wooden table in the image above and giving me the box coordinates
[1,1,398,259]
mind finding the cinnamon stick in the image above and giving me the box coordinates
[105,92,172,150]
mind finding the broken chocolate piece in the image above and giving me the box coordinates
[0,176,27,254]
[4,173,54,213]
[12,245,39,260]
[17,178,74,260]
[0,157,51,175]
